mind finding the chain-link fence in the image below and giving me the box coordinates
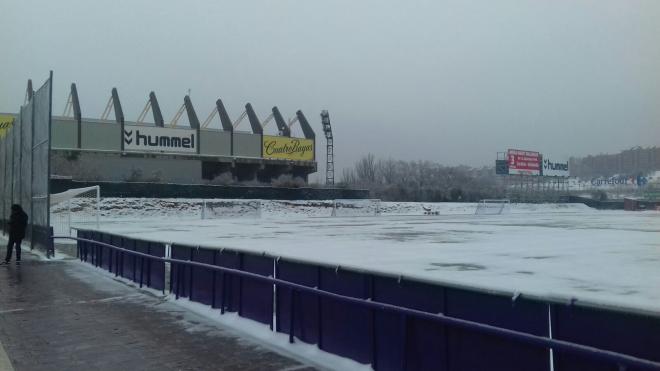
[0,73,52,254]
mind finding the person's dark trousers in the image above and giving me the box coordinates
[5,238,22,262]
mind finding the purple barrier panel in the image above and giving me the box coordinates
[89,231,102,266]
[372,276,447,371]
[213,249,242,313]
[89,231,100,265]
[148,242,166,291]
[100,232,113,271]
[319,267,372,365]
[552,304,660,371]
[190,247,216,305]
[77,230,88,261]
[239,253,274,326]
[444,288,550,371]
[171,244,193,298]
[134,240,154,287]
[121,238,137,282]
[275,259,320,345]
[110,234,123,275]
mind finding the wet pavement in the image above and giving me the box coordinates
[0,248,314,371]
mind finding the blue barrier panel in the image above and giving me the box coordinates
[319,267,372,365]
[552,304,660,371]
[213,249,242,313]
[275,259,320,345]
[239,253,274,327]
[171,244,193,298]
[148,242,166,291]
[372,276,447,371]
[444,287,550,371]
[190,247,216,305]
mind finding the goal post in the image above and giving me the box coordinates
[201,199,262,219]
[475,199,510,215]
[50,186,101,236]
[331,199,381,217]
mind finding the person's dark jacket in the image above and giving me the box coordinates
[8,205,28,240]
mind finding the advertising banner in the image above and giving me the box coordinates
[123,126,197,154]
[0,114,14,138]
[263,135,314,161]
[542,156,569,177]
[507,149,540,175]
[590,175,648,188]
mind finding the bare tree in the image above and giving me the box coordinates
[354,153,377,184]
[342,154,503,201]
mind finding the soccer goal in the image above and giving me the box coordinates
[50,186,101,236]
[201,199,262,219]
[331,199,381,217]
[474,199,510,215]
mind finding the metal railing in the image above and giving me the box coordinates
[53,234,660,371]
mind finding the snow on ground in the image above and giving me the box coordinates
[64,199,660,315]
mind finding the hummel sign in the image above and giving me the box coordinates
[123,126,197,154]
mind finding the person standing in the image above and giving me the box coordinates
[4,204,28,265]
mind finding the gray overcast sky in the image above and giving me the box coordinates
[1,0,659,179]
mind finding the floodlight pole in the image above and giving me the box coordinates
[320,110,334,186]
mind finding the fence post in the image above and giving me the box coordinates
[211,250,217,309]
[98,238,102,268]
[139,256,144,288]
[289,289,296,344]
[317,266,323,350]
[132,242,137,280]
[108,242,113,273]
[400,314,408,371]
[220,272,226,314]
[146,243,152,288]
[188,248,194,301]
[48,226,54,258]
[114,249,119,277]
[119,238,124,278]
[175,263,181,300]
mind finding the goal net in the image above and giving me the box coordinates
[474,199,510,215]
[201,200,262,219]
[331,199,381,217]
[50,186,101,236]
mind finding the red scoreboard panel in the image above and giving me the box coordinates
[507,149,541,176]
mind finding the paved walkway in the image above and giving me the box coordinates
[0,247,315,371]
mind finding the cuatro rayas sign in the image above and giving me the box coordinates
[262,135,314,161]
[123,126,196,153]
[0,115,15,139]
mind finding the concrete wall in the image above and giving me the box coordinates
[200,129,231,156]
[81,120,121,151]
[51,151,201,184]
[233,131,261,158]
[51,118,78,149]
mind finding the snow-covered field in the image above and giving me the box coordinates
[64,199,660,315]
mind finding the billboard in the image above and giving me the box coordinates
[590,175,648,188]
[507,149,540,175]
[541,156,569,177]
[263,135,314,161]
[0,114,14,138]
[495,160,509,175]
[123,126,197,154]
